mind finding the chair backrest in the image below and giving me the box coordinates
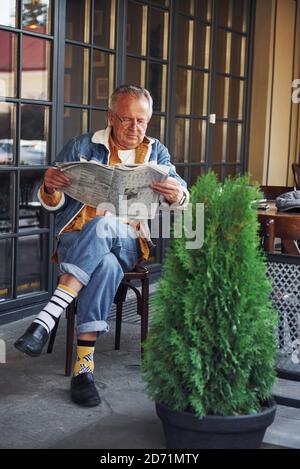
[292,163,300,190]
[273,217,300,255]
[260,185,294,200]
[259,217,275,253]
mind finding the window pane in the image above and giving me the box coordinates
[152,0,169,7]
[148,63,167,112]
[0,239,12,302]
[215,75,230,119]
[64,45,89,105]
[194,23,210,69]
[93,0,116,49]
[212,121,228,163]
[0,172,14,233]
[178,0,193,16]
[0,30,17,98]
[0,102,16,165]
[125,57,146,88]
[21,35,51,100]
[127,1,148,56]
[91,110,107,133]
[232,0,249,33]
[195,0,212,21]
[149,8,168,60]
[190,166,203,187]
[174,118,190,163]
[92,51,114,108]
[66,0,89,42]
[22,0,53,35]
[176,16,192,65]
[218,0,232,28]
[176,68,192,115]
[227,123,242,163]
[211,165,223,181]
[0,0,17,28]
[64,107,88,144]
[229,78,244,120]
[231,34,246,77]
[216,30,231,74]
[224,165,241,178]
[147,115,165,143]
[17,234,48,296]
[192,71,208,117]
[20,104,49,166]
[190,119,206,162]
[19,170,48,231]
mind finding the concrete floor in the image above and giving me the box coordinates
[1,309,300,449]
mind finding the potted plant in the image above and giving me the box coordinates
[142,172,277,449]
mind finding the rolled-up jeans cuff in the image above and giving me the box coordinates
[77,320,109,336]
[59,262,90,286]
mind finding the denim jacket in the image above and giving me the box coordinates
[38,128,189,239]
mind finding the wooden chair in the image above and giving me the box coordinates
[47,265,150,376]
[258,217,275,253]
[260,185,293,200]
[292,163,300,190]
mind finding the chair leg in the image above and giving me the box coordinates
[65,303,75,377]
[47,318,60,354]
[115,300,123,350]
[140,277,149,357]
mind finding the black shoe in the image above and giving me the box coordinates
[71,373,101,407]
[14,323,49,357]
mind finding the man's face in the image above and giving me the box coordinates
[108,95,150,150]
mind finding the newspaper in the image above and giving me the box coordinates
[56,161,169,219]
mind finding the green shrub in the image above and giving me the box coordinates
[142,172,277,417]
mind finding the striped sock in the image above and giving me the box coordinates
[33,284,77,334]
[73,340,95,377]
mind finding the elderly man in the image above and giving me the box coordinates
[14,85,189,407]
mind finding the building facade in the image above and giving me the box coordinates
[0,0,299,324]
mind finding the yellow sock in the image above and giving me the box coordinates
[73,340,95,376]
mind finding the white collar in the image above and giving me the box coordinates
[91,126,155,149]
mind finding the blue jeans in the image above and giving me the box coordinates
[57,216,142,336]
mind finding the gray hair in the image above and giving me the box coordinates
[109,85,153,120]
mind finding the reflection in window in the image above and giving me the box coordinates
[64,44,89,105]
[0,239,12,301]
[0,0,17,28]
[0,30,17,98]
[94,0,116,49]
[0,102,16,165]
[92,51,114,107]
[22,0,52,35]
[0,172,14,233]
[19,171,47,231]
[17,234,48,296]
[20,104,49,166]
[21,35,51,100]
[64,107,88,144]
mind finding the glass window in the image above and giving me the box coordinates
[64,44,89,105]
[21,35,51,101]
[0,172,14,233]
[64,107,88,144]
[152,0,169,7]
[149,8,168,60]
[194,23,210,69]
[91,110,107,133]
[147,115,165,143]
[20,104,49,166]
[22,0,53,35]
[190,166,203,187]
[215,75,230,119]
[227,123,242,163]
[190,119,206,162]
[127,1,148,56]
[0,102,16,165]
[19,170,48,231]
[17,234,48,296]
[92,51,114,108]
[212,122,228,163]
[229,78,244,120]
[216,30,231,75]
[66,0,90,43]
[125,57,146,88]
[0,0,18,28]
[148,63,167,112]
[231,33,246,77]
[192,71,208,117]
[174,118,190,163]
[232,0,249,33]
[0,30,17,98]
[0,239,12,302]
[178,0,193,16]
[93,0,116,49]
[176,68,192,115]
[194,0,212,22]
[176,16,193,66]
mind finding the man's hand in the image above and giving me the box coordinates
[152,177,184,205]
[44,167,71,194]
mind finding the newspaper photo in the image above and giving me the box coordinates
[56,161,169,219]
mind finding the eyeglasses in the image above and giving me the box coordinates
[113,112,148,129]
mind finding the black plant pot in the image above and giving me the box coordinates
[156,400,277,449]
